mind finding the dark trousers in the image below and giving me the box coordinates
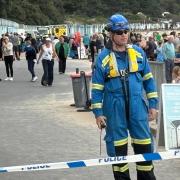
[0,48,2,58]
[113,143,156,180]
[27,60,35,78]
[13,45,20,60]
[91,52,95,62]
[4,55,14,77]
[58,57,66,73]
[41,59,54,86]
[165,59,174,83]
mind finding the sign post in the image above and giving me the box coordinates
[162,84,180,150]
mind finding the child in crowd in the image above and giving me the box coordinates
[172,66,180,83]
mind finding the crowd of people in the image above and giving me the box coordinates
[0,28,180,85]
[88,30,180,83]
[0,32,71,86]
[129,31,180,83]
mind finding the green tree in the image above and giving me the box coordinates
[0,0,179,25]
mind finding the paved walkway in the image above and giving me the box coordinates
[0,58,179,180]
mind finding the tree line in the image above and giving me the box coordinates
[0,0,179,25]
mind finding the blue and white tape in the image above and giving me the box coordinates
[0,149,180,173]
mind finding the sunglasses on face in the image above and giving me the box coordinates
[114,30,129,35]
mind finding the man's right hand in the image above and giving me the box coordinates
[96,116,107,129]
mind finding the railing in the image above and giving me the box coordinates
[0,17,180,36]
[149,61,166,94]
[0,18,19,34]
[149,61,166,147]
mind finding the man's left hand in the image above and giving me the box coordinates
[148,108,157,121]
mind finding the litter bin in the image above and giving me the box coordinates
[70,71,92,108]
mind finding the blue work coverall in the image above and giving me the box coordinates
[91,45,158,180]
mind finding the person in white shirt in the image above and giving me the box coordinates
[37,38,57,86]
[2,36,14,81]
[52,36,59,48]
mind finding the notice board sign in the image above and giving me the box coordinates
[162,84,180,150]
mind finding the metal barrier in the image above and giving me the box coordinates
[0,18,19,34]
[149,61,166,147]
[1,17,180,36]
[149,61,166,94]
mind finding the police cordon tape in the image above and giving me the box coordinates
[0,149,180,173]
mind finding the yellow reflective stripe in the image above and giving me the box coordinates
[113,164,129,172]
[131,138,151,145]
[102,55,110,67]
[119,164,129,172]
[92,83,104,90]
[136,165,153,171]
[109,52,119,77]
[114,138,128,146]
[147,92,158,99]
[127,48,139,72]
[113,166,120,172]
[91,103,102,109]
[143,72,153,81]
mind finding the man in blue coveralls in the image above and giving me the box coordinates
[91,14,158,180]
